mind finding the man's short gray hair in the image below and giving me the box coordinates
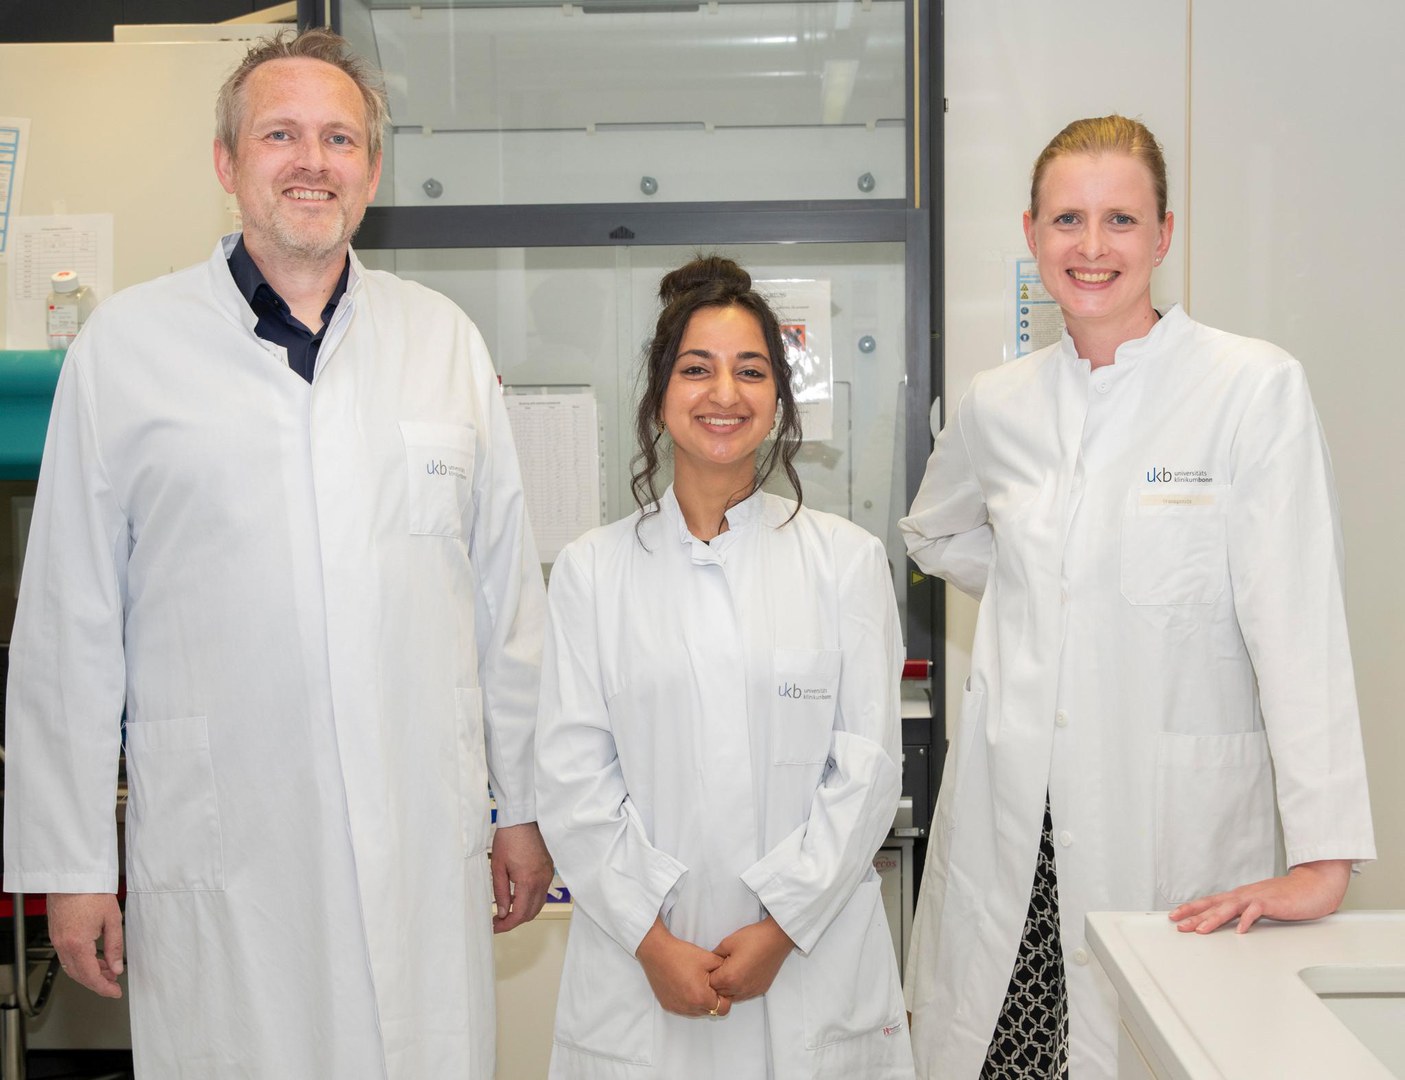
[215,27,390,161]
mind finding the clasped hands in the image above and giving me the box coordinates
[635,915,795,1020]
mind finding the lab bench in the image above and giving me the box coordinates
[1087,909,1405,1080]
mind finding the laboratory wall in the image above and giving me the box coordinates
[942,1,1404,906]
[0,39,246,345]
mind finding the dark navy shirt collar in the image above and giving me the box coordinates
[227,235,350,327]
[226,235,350,382]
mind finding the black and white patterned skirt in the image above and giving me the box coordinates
[981,797,1070,1080]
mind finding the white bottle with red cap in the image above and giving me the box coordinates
[46,269,96,350]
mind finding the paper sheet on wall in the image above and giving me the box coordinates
[503,390,602,562]
[5,214,114,348]
[1008,256,1064,360]
[759,279,833,441]
[0,118,30,261]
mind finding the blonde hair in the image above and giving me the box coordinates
[1030,115,1168,221]
[215,27,389,162]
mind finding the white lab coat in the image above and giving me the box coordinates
[901,306,1375,1080]
[536,488,914,1080]
[3,236,545,1078]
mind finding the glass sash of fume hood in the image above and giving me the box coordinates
[342,0,908,207]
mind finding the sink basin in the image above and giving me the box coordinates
[1300,965,1405,1078]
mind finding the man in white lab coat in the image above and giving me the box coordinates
[2,28,552,1078]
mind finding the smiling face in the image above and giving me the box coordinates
[661,304,778,490]
[213,57,381,271]
[1024,151,1173,350]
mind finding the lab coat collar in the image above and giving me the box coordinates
[661,483,767,562]
[211,233,261,335]
[1114,303,1188,363]
[723,485,767,530]
[210,232,366,337]
[209,234,365,379]
[1057,302,1190,370]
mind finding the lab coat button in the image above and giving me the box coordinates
[1058,830,1073,847]
[1072,947,1089,966]
[1096,380,1110,394]
[1055,710,1069,728]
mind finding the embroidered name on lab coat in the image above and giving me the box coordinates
[1140,492,1217,508]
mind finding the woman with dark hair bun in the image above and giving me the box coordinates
[536,256,915,1078]
[627,254,804,531]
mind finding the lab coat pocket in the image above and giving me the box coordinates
[399,420,476,539]
[455,687,493,858]
[1120,484,1229,605]
[1155,731,1277,904]
[799,877,902,1048]
[553,906,654,1064]
[772,647,842,765]
[124,716,224,893]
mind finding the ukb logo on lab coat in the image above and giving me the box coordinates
[773,647,840,764]
[778,682,834,703]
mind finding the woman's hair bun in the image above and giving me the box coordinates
[658,255,752,305]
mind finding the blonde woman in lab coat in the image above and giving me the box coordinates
[536,256,915,1079]
[901,115,1377,1080]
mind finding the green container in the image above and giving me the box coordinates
[0,350,65,479]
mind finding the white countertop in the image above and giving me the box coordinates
[1086,910,1405,1080]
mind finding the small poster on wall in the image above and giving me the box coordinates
[0,117,30,261]
[1006,256,1065,362]
[759,278,834,442]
